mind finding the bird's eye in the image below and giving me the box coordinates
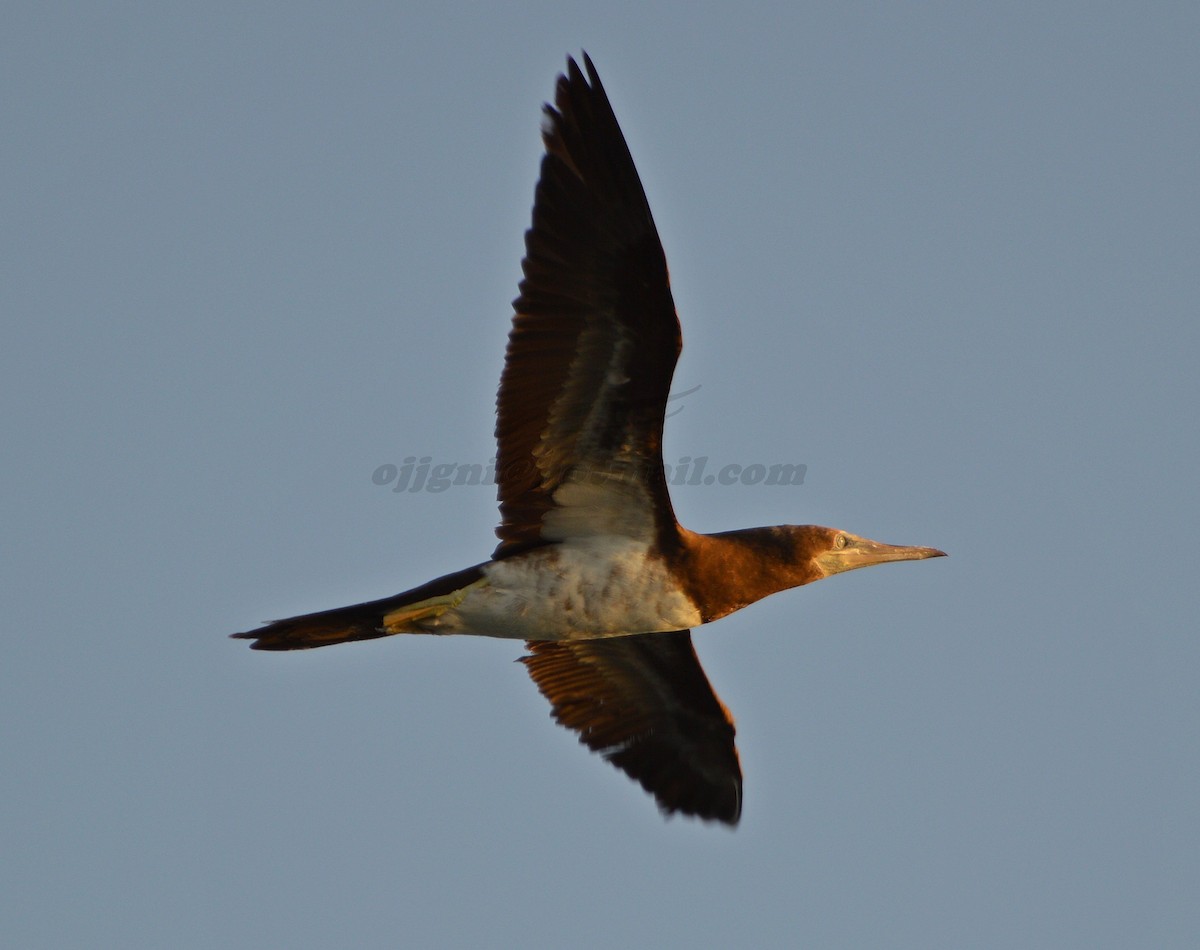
[835,534,847,549]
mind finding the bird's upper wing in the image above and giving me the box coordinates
[521,631,742,825]
[494,54,682,559]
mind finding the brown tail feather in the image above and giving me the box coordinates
[231,562,488,651]
[231,602,390,651]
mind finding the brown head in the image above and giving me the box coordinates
[678,524,946,623]
[801,525,947,579]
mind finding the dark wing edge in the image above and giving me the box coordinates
[494,53,683,558]
[521,630,742,825]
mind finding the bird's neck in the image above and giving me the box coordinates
[671,526,822,623]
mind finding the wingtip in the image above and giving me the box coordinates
[662,803,741,827]
[562,51,601,89]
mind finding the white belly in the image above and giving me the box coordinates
[429,538,701,640]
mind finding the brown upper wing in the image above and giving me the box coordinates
[494,54,682,558]
[521,631,742,825]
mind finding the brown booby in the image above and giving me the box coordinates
[233,54,945,826]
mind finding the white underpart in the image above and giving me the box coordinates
[423,537,701,641]
[410,440,694,640]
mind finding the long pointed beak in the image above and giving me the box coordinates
[817,536,947,577]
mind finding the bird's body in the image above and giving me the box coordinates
[422,538,702,640]
[234,55,945,825]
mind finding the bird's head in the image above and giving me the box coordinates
[805,526,947,578]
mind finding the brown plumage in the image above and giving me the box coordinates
[494,55,681,559]
[233,54,945,826]
[522,632,741,824]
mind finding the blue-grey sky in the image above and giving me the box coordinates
[4,3,1197,947]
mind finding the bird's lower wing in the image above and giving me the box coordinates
[521,630,741,825]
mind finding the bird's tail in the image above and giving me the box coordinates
[231,599,391,650]
[231,563,487,651]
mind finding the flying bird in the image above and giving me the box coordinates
[234,54,945,826]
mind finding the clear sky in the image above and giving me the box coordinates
[4,3,1198,948]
